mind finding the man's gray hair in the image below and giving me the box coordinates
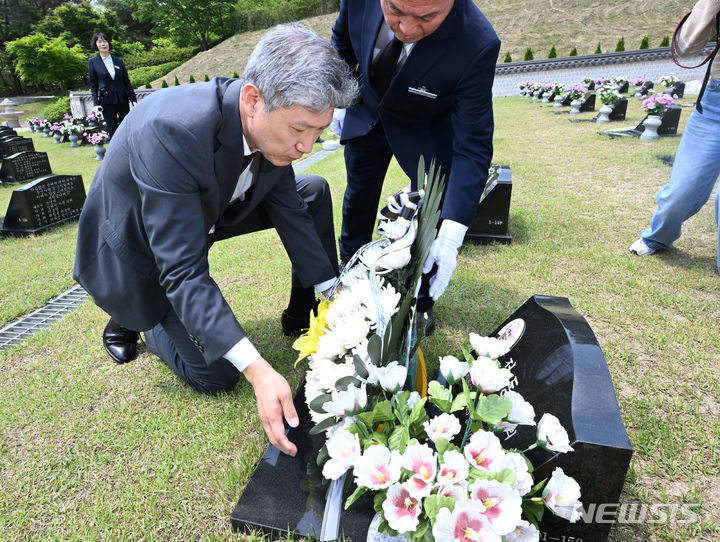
[244,23,358,113]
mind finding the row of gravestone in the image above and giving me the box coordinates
[0,125,86,237]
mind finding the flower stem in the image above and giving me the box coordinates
[354,419,371,440]
[459,389,483,451]
[523,442,538,453]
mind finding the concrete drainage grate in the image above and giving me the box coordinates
[0,284,88,351]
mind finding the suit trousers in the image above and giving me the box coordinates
[144,174,338,394]
[102,101,130,139]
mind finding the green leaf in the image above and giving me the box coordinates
[316,444,329,467]
[492,467,517,487]
[335,375,362,390]
[357,411,374,430]
[353,354,369,379]
[450,393,466,412]
[308,416,338,435]
[373,400,394,422]
[434,437,451,457]
[388,426,410,451]
[476,394,512,425]
[371,431,388,447]
[423,494,456,521]
[373,490,386,513]
[367,334,382,366]
[522,498,545,526]
[309,393,332,414]
[344,485,367,509]
[408,397,428,425]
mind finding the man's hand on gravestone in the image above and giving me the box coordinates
[422,219,468,300]
[243,356,299,456]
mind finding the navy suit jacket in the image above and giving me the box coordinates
[88,54,137,107]
[73,78,336,363]
[332,0,500,226]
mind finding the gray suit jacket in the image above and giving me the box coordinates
[73,78,335,363]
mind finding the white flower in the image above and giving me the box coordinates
[329,310,372,350]
[464,430,505,472]
[378,218,410,240]
[537,413,574,453]
[354,445,401,490]
[377,280,401,323]
[495,390,536,432]
[502,452,533,496]
[439,355,469,384]
[543,467,583,522]
[315,327,349,361]
[432,501,500,542]
[376,361,407,394]
[435,480,468,500]
[436,449,469,486]
[423,413,462,443]
[469,333,511,359]
[468,478,523,536]
[506,519,541,542]
[401,442,437,498]
[322,430,361,480]
[322,384,367,417]
[469,356,513,393]
[382,482,422,533]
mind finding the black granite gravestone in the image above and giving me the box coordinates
[639,81,654,95]
[0,137,34,158]
[579,93,596,112]
[600,106,682,139]
[0,126,17,137]
[231,296,631,542]
[0,174,85,236]
[608,97,628,121]
[0,151,52,184]
[493,296,633,542]
[616,81,629,94]
[465,164,512,245]
[561,92,573,106]
[664,81,685,98]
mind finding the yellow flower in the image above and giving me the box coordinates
[293,299,331,365]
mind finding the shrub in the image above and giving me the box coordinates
[523,47,534,61]
[204,74,210,82]
[145,82,151,89]
[174,75,180,86]
[660,35,670,47]
[161,79,168,88]
[569,47,578,56]
[42,96,71,122]
[232,71,239,78]
[595,42,602,54]
[640,35,650,49]
[124,46,197,70]
[189,74,196,83]
[128,61,183,88]
[548,46,557,58]
[503,52,512,63]
[615,37,625,52]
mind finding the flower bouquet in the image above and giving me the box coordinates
[631,77,645,86]
[66,123,85,136]
[658,74,678,87]
[597,83,621,106]
[566,84,585,102]
[552,81,565,95]
[87,130,109,145]
[641,90,677,116]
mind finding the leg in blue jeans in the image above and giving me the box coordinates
[641,81,720,273]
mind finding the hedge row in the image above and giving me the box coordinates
[124,47,198,70]
[128,61,183,88]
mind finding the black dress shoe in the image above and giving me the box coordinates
[103,318,140,364]
[416,310,436,338]
[281,310,310,337]
[424,309,436,337]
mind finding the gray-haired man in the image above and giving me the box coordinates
[73,24,358,456]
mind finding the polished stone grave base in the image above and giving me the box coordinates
[600,106,682,139]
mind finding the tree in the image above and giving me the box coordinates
[33,1,123,50]
[660,35,670,47]
[595,42,602,54]
[129,0,236,50]
[503,52,512,63]
[569,47,578,56]
[548,46,557,58]
[615,37,625,52]
[203,73,209,81]
[6,33,87,92]
[161,79,168,87]
[188,74,195,83]
[174,74,180,86]
[523,47,533,61]
[97,0,154,47]
[639,35,650,49]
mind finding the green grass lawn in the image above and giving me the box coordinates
[0,95,718,541]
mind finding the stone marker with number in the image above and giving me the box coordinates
[0,174,86,236]
[466,163,512,244]
[0,151,52,184]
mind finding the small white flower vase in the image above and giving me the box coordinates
[640,115,662,140]
[569,99,581,114]
[366,514,411,542]
[43,127,51,137]
[542,94,550,103]
[69,134,80,147]
[633,85,643,98]
[533,90,541,100]
[94,143,106,160]
[596,104,613,123]
[553,95,563,108]
[53,133,61,143]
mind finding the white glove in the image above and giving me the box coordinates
[330,108,346,137]
[92,105,103,114]
[422,219,468,300]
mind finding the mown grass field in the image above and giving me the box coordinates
[1,89,718,540]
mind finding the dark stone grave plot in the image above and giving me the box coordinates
[0,136,34,158]
[0,151,52,184]
[493,295,634,542]
[586,82,595,90]
[465,163,512,245]
[0,174,85,236]
[664,81,685,98]
[561,92,573,106]
[600,106,682,139]
[609,97,628,121]
[0,126,17,137]
[616,81,629,94]
[638,81,654,96]
[230,295,631,542]
[579,93,596,112]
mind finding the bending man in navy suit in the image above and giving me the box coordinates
[74,25,358,456]
[332,0,500,333]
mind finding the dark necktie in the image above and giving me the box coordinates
[373,37,403,96]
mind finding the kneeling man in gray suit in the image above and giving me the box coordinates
[73,24,358,456]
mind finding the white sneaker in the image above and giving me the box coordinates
[629,238,656,255]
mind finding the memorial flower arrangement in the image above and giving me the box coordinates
[581,76,593,86]
[540,82,553,95]
[597,83,622,106]
[566,83,585,102]
[49,122,63,133]
[641,90,677,116]
[293,159,583,541]
[65,122,84,136]
[611,76,627,87]
[552,81,565,95]
[87,131,109,145]
[631,77,645,86]
[659,74,678,87]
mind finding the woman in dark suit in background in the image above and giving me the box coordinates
[88,32,137,138]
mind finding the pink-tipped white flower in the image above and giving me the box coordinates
[464,430,505,472]
[436,449,470,487]
[469,333,511,359]
[468,479,523,536]
[503,390,536,426]
[432,501,500,542]
[322,384,367,417]
[502,452,533,496]
[376,361,407,394]
[354,445,401,490]
[469,356,513,393]
[382,482,422,534]
[506,519,540,542]
[322,429,361,480]
[543,467,583,522]
[423,413,462,443]
[439,355,469,384]
[536,413,574,453]
[435,480,468,500]
[401,442,437,498]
